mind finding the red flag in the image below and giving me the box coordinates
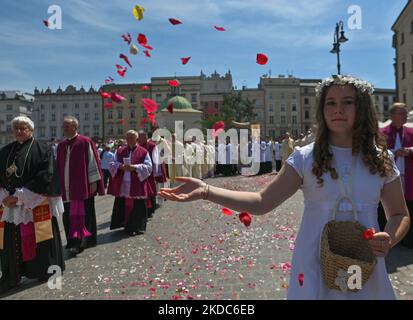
[256,53,268,65]
[143,50,151,58]
[117,69,127,77]
[100,92,111,99]
[141,85,150,91]
[43,20,49,27]
[111,92,126,103]
[169,18,183,25]
[137,33,148,45]
[142,98,158,113]
[181,57,191,65]
[167,102,174,114]
[168,79,180,87]
[121,33,132,45]
[119,54,132,68]
[239,212,252,227]
[141,43,153,50]
[214,26,226,31]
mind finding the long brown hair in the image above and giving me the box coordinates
[312,83,394,186]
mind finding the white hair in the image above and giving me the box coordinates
[63,116,79,129]
[11,116,34,131]
[126,130,139,138]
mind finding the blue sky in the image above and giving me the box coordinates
[0,0,408,93]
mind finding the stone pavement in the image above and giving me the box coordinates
[1,173,412,300]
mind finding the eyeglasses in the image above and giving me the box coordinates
[13,126,30,132]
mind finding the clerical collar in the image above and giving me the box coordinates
[67,133,79,141]
[17,136,34,145]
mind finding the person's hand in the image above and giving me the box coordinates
[158,177,206,202]
[90,182,97,194]
[123,164,136,172]
[368,232,392,257]
[119,164,126,171]
[2,196,18,208]
[394,148,411,158]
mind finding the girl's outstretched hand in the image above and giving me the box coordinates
[158,177,206,202]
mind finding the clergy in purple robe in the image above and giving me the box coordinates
[108,130,152,235]
[379,103,413,247]
[138,131,161,219]
[56,116,104,255]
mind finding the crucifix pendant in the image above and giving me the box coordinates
[6,162,17,176]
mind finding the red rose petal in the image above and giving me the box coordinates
[141,85,150,91]
[363,228,375,240]
[298,273,304,287]
[221,208,233,216]
[43,20,49,27]
[169,18,183,25]
[121,33,132,45]
[239,212,252,227]
[167,102,174,114]
[214,26,226,31]
[140,118,147,128]
[137,33,148,45]
[111,92,126,103]
[119,54,132,68]
[141,98,158,113]
[256,53,268,65]
[168,79,180,87]
[141,43,153,50]
[181,57,191,65]
[143,50,151,58]
[100,92,111,99]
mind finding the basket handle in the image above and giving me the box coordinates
[332,196,358,221]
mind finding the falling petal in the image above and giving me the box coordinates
[111,92,126,103]
[122,33,132,45]
[142,98,158,113]
[256,53,268,65]
[298,273,304,287]
[167,102,174,114]
[100,92,111,99]
[43,20,49,27]
[141,85,150,91]
[214,26,226,31]
[104,103,113,109]
[239,212,252,227]
[167,79,180,87]
[120,54,133,68]
[144,50,151,58]
[137,33,148,45]
[141,43,153,50]
[169,18,183,25]
[132,5,145,21]
[221,208,233,216]
[181,57,191,65]
[363,228,375,240]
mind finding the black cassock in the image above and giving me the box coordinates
[0,138,65,294]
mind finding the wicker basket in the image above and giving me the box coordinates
[320,196,377,292]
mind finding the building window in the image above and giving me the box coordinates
[130,109,135,118]
[191,94,197,103]
[95,113,99,121]
[269,104,274,112]
[383,96,389,103]
[292,129,298,137]
[269,93,273,100]
[51,104,56,110]
[108,126,114,135]
[85,113,89,121]
[304,88,309,95]
[117,127,123,135]
[403,93,407,103]
[6,114,13,121]
[304,98,309,105]
[95,102,99,108]
[63,103,67,109]
[269,116,274,124]
[85,103,89,108]
[292,104,297,112]
[280,103,286,112]
[401,32,405,45]
[305,110,309,119]
[51,114,56,121]
[281,116,286,124]
[50,127,56,137]
[40,114,45,121]
[75,103,79,109]
[402,62,406,79]
[393,96,396,103]
[156,94,162,103]
[383,104,389,112]
[108,110,113,119]
[40,104,44,110]
[130,95,135,104]
[84,125,90,136]
[39,127,45,137]
[280,93,285,100]
[94,125,100,137]
[269,129,275,137]
[292,115,297,124]
[117,110,123,119]
[291,93,296,99]
[75,113,80,120]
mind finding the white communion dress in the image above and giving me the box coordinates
[285,143,399,300]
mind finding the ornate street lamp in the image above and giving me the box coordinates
[330,21,348,75]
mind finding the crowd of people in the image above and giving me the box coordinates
[1,74,412,299]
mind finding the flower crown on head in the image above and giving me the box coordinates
[315,74,375,98]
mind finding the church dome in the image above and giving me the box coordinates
[159,95,193,111]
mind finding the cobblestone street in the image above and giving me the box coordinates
[1,173,412,300]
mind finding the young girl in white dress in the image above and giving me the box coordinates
[158,75,411,300]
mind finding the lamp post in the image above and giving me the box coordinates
[330,21,348,75]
